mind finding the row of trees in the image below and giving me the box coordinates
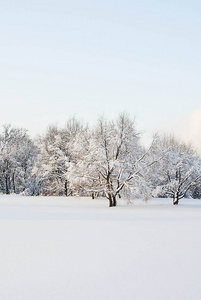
[0,114,201,206]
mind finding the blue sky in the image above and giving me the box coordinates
[0,0,201,148]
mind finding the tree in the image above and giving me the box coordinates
[70,113,154,206]
[33,125,69,196]
[33,118,87,196]
[0,125,38,194]
[150,135,201,205]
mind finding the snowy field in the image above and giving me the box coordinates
[0,196,201,300]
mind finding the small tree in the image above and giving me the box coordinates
[150,135,201,205]
[0,125,38,194]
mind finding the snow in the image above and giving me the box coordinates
[0,196,201,300]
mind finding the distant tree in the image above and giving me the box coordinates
[33,118,87,196]
[0,125,38,194]
[191,185,201,199]
[33,125,69,196]
[150,135,201,205]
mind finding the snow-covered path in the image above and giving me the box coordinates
[0,196,201,300]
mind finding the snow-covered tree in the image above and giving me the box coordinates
[33,118,87,196]
[69,113,154,206]
[0,125,38,194]
[33,125,69,196]
[150,135,201,205]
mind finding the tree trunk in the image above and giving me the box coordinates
[112,194,117,206]
[64,180,68,197]
[92,192,95,199]
[5,175,10,195]
[108,194,113,207]
[173,193,179,205]
[12,173,16,194]
[107,193,117,207]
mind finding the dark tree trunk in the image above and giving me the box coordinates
[108,194,113,207]
[112,195,117,206]
[107,193,117,207]
[5,175,10,195]
[92,192,95,199]
[173,193,179,205]
[12,173,16,194]
[64,180,68,197]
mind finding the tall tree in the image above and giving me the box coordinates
[33,118,87,196]
[70,113,154,206]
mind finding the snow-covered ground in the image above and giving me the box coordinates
[0,196,201,300]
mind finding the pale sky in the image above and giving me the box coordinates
[0,0,201,151]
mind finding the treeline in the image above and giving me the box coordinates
[0,114,201,206]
